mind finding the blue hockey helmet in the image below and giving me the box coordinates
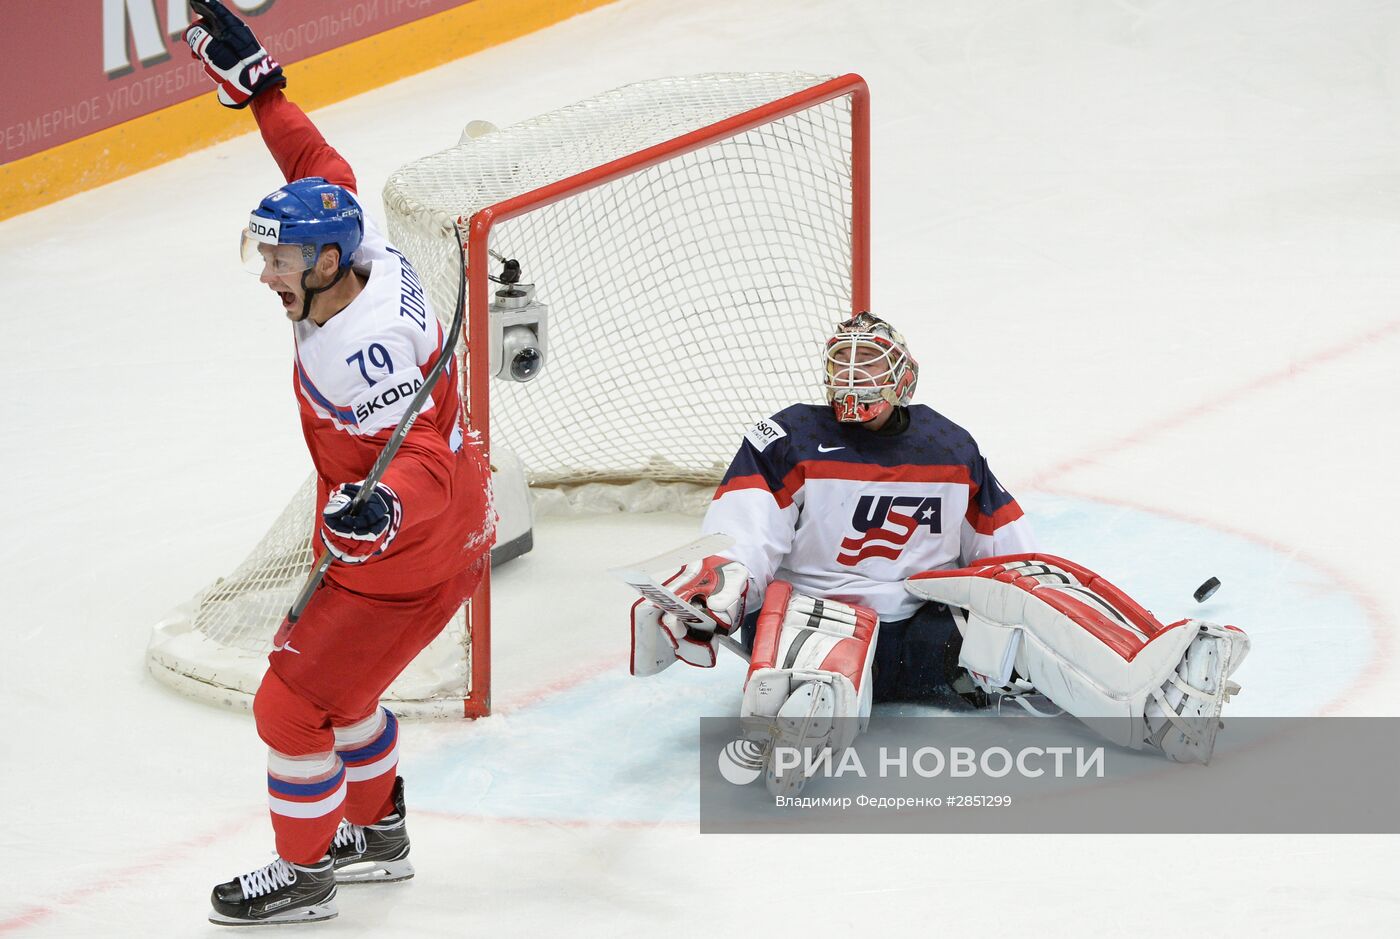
[240,177,363,276]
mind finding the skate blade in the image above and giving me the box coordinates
[208,900,338,926]
[335,858,415,884]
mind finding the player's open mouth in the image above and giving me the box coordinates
[278,290,296,308]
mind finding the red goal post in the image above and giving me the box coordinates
[147,72,871,719]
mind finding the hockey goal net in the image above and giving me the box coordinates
[147,72,870,718]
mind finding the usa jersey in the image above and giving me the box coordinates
[702,403,1035,620]
[254,90,491,595]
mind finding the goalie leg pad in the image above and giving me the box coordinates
[740,582,879,795]
[1145,621,1250,763]
[743,581,879,738]
[907,554,1251,763]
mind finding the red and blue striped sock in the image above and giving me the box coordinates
[335,707,399,825]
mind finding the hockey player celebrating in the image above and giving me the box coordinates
[185,1,491,926]
[630,312,1249,792]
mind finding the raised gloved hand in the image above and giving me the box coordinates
[185,0,285,108]
[630,555,749,674]
[320,482,402,564]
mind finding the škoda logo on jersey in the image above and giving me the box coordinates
[353,376,424,423]
[836,494,942,566]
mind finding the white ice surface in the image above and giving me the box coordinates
[3,0,1399,933]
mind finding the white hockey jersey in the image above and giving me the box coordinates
[702,403,1035,621]
[291,216,452,439]
[285,213,491,595]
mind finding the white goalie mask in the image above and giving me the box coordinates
[823,312,919,423]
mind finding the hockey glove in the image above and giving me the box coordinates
[630,555,749,674]
[320,482,403,564]
[185,0,284,109]
[666,555,749,632]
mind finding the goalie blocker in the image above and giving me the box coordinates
[628,557,879,796]
[906,554,1251,763]
[630,555,750,673]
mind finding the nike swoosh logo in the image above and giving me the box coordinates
[817,445,845,453]
[272,642,301,655]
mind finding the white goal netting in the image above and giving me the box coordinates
[147,72,866,717]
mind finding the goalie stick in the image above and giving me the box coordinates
[286,219,469,626]
[609,533,751,662]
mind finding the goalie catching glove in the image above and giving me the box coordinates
[906,554,1251,764]
[185,0,285,109]
[630,555,749,674]
[320,482,402,564]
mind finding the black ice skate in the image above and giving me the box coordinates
[208,855,337,926]
[331,776,414,884]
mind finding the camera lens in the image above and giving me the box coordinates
[510,346,542,381]
[498,324,545,382]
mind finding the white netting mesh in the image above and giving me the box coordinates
[387,72,854,484]
[147,475,475,718]
[147,73,861,717]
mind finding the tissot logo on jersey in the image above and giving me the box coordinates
[836,494,943,566]
[744,418,788,452]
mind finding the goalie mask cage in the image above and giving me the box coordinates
[147,72,871,718]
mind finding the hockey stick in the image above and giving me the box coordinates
[609,533,751,662]
[285,219,469,626]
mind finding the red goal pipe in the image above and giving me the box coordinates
[464,223,493,719]
[849,79,871,312]
[460,74,871,718]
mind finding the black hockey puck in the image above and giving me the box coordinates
[1193,576,1221,603]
